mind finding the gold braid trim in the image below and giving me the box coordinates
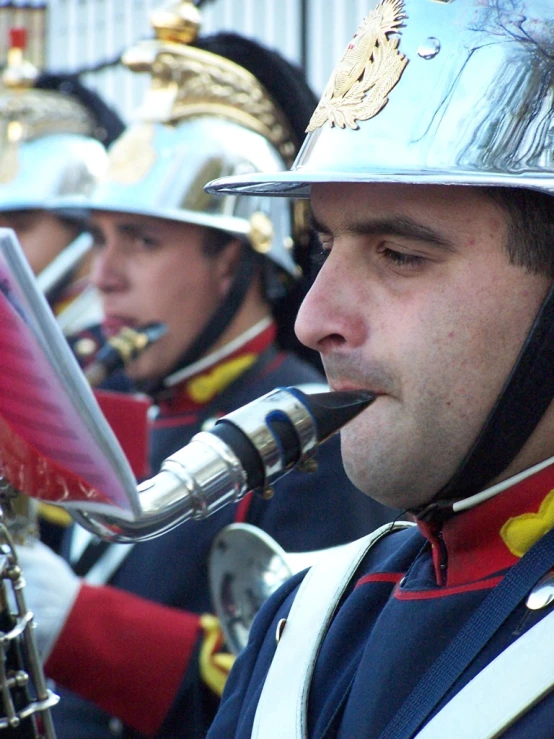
[37,502,72,527]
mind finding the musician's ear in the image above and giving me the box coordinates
[213,238,244,296]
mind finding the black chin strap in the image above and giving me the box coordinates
[418,283,554,517]
[139,245,258,397]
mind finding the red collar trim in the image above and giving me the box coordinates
[418,460,554,587]
[157,322,276,414]
[51,277,89,315]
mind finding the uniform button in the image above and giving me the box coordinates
[275,618,287,643]
[109,717,123,736]
[73,337,98,359]
[526,572,554,610]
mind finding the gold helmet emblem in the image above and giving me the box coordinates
[307,0,408,132]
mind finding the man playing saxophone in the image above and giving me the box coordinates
[202,1,554,736]
[17,3,399,737]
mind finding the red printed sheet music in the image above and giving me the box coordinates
[0,229,140,520]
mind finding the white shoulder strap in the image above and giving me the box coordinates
[415,606,554,739]
[252,521,413,739]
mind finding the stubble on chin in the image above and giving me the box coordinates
[337,407,432,511]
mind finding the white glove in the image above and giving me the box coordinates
[16,540,82,661]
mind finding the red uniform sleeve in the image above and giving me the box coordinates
[45,582,202,737]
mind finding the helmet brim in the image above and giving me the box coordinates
[205,170,554,200]
[51,195,252,238]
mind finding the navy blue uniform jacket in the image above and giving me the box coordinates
[208,457,554,738]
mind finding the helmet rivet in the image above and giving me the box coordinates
[417,37,441,60]
[249,212,274,255]
[283,237,294,252]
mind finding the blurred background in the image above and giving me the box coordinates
[1,0,373,123]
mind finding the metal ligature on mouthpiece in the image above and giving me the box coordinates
[82,322,168,387]
[71,387,376,542]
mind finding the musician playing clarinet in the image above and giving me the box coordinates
[16,3,399,738]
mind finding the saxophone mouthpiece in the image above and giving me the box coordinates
[84,321,167,387]
[209,387,376,492]
[307,390,376,443]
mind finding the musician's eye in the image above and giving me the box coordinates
[88,228,105,250]
[130,234,160,251]
[310,247,330,270]
[309,233,332,273]
[377,244,427,271]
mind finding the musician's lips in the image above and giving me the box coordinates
[329,381,384,397]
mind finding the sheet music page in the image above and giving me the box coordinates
[0,228,140,520]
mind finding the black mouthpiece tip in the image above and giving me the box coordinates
[295,389,377,443]
[309,389,376,409]
[142,322,168,341]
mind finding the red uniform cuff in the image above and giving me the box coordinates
[45,582,201,736]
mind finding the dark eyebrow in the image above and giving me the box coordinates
[87,221,154,242]
[310,213,456,252]
[118,222,154,239]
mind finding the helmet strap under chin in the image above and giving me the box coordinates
[422,282,554,513]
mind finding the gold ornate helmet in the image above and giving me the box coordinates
[55,0,315,278]
[207,0,554,199]
[0,29,110,212]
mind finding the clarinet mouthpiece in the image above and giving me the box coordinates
[84,321,167,386]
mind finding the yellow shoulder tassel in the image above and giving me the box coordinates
[199,613,236,696]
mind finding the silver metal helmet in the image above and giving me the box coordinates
[0,50,108,211]
[56,0,307,277]
[206,0,554,199]
[0,30,111,334]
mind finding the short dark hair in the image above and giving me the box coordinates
[484,186,554,278]
[200,227,235,257]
